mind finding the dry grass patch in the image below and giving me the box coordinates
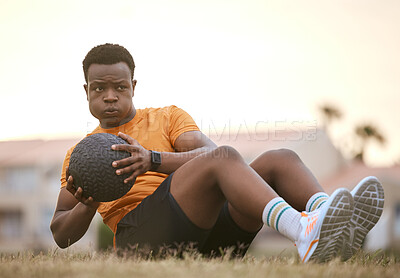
[0,250,399,278]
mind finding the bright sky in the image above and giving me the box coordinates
[0,0,399,166]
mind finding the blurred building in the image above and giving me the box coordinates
[0,128,399,254]
[0,138,99,252]
[208,128,345,180]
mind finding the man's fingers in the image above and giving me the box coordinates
[66,175,76,194]
[117,132,129,141]
[111,144,140,153]
[112,144,132,151]
[83,196,94,206]
[66,184,75,195]
[115,163,137,176]
[112,155,140,168]
[124,171,139,184]
[117,132,137,145]
[72,186,97,207]
[67,175,74,183]
[74,187,83,199]
[66,173,99,208]
[121,162,148,183]
[75,187,90,203]
[115,159,146,176]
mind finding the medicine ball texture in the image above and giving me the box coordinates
[68,133,135,202]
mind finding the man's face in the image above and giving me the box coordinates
[84,62,136,128]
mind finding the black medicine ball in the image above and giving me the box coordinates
[68,133,135,202]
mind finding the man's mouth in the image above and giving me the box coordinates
[104,108,119,115]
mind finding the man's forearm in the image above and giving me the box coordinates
[156,145,217,174]
[51,202,97,248]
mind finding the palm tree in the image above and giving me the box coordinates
[354,124,386,162]
[318,104,343,134]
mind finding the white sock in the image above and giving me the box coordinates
[262,197,302,242]
[306,192,329,212]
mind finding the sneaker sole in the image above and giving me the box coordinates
[341,176,384,261]
[308,188,354,263]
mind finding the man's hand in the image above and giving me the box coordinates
[65,166,100,210]
[111,132,152,184]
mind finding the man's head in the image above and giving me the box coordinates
[83,43,135,83]
[83,44,137,129]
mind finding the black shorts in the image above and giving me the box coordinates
[115,173,260,257]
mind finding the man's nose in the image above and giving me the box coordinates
[103,89,118,102]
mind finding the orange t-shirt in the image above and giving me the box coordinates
[60,105,199,233]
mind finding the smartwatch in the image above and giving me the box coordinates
[150,150,162,171]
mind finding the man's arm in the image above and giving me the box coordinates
[153,130,217,174]
[50,130,216,247]
[50,168,99,248]
[112,130,217,183]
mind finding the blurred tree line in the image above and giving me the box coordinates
[318,104,388,164]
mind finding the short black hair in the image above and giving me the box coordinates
[82,43,135,83]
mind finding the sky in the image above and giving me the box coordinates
[0,0,399,166]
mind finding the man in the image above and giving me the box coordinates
[50,43,384,262]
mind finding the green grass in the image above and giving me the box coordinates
[0,250,399,278]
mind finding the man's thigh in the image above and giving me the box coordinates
[169,150,227,229]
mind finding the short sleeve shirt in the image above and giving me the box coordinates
[60,105,199,233]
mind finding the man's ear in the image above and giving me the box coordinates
[131,79,137,97]
[83,84,88,100]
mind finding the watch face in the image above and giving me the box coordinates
[152,151,162,165]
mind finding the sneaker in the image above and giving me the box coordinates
[296,188,354,263]
[340,176,384,261]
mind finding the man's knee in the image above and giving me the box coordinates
[252,148,300,175]
[270,148,301,162]
[211,145,243,162]
[252,149,301,186]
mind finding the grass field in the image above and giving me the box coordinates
[0,249,399,278]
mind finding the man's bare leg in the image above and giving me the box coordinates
[170,146,353,263]
[170,146,278,230]
[227,148,326,233]
[250,148,324,211]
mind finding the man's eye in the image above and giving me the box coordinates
[117,86,126,90]
[95,87,103,92]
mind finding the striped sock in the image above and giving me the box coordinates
[262,197,302,242]
[306,192,329,212]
